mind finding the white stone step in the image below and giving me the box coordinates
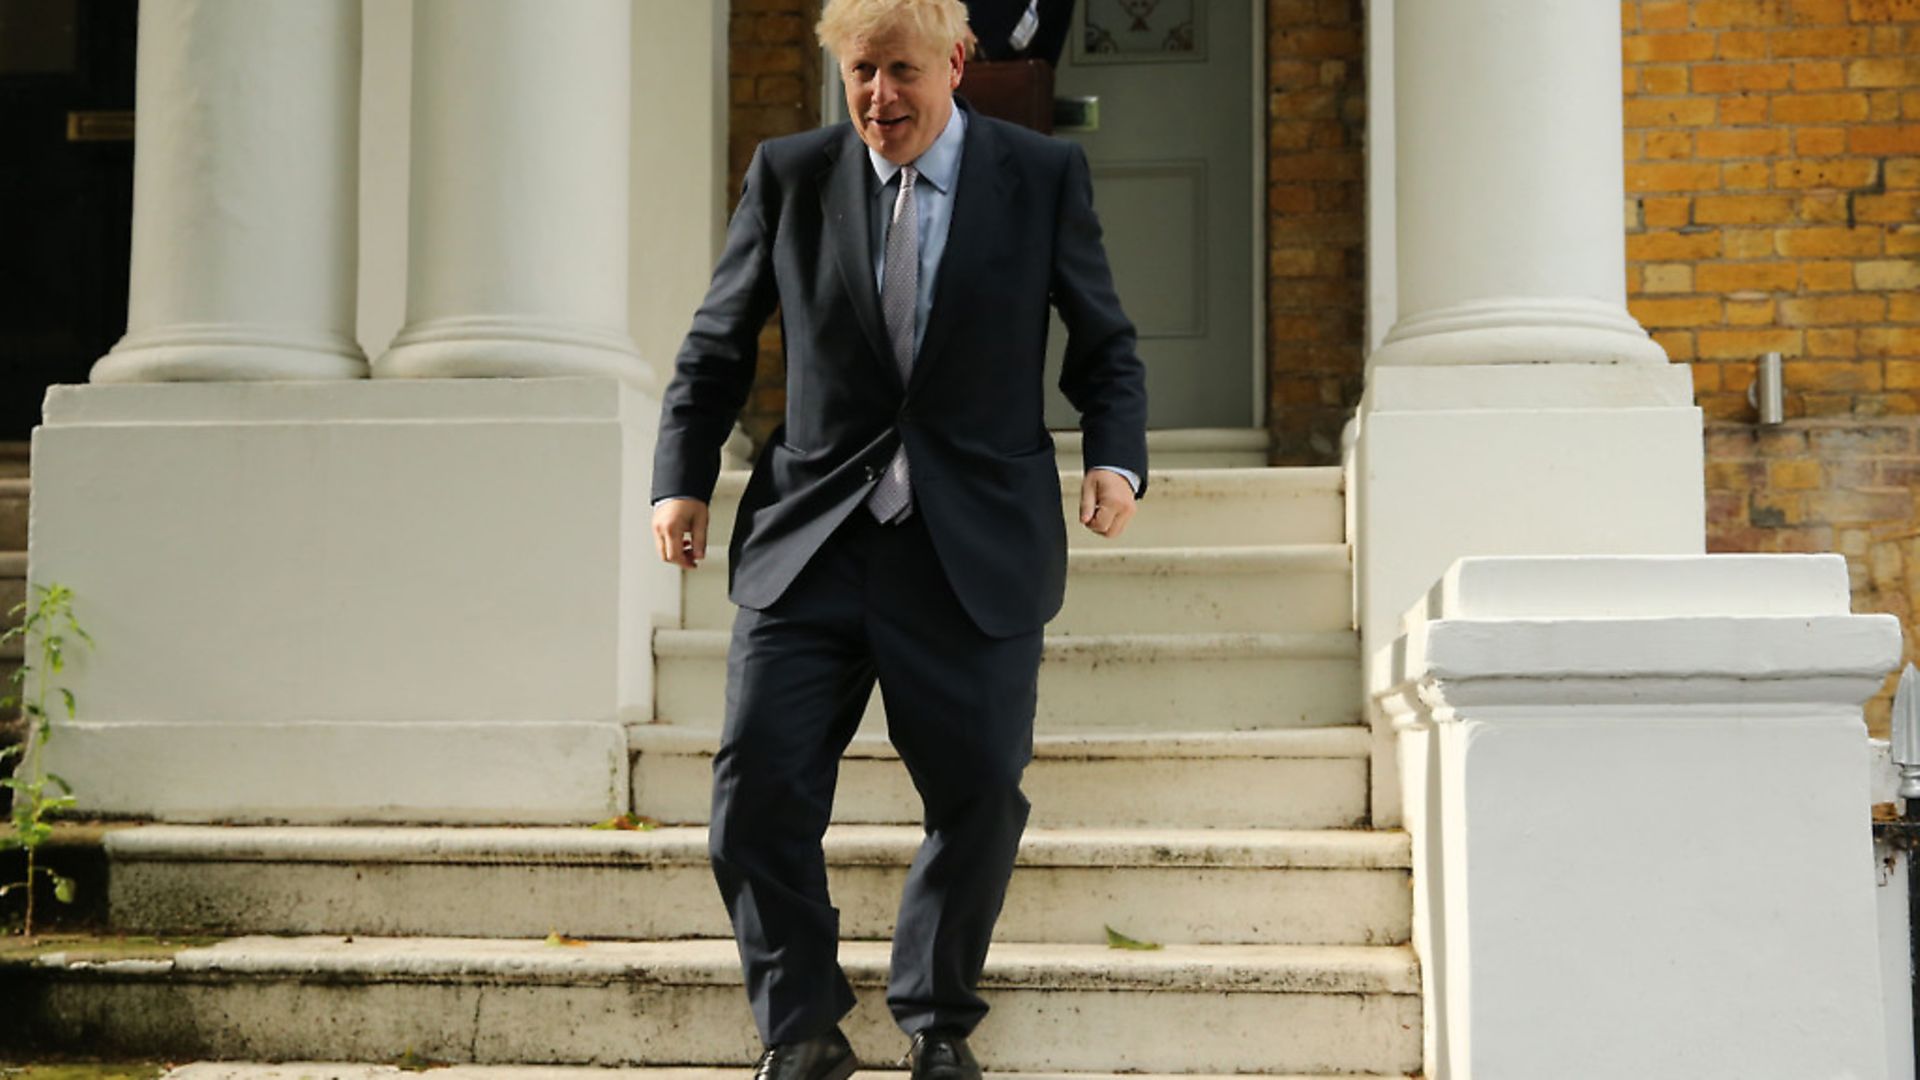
[163,1066,1415,1080]
[5,935,1422,1073]
[1052,427,1269,471]
[682,544,1352,635]
[105,825,1410,948]
[702,467,1343,550]
[630,724,1371,829]
[653,629,1362,731]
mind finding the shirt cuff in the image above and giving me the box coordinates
[1089,464,1141,496]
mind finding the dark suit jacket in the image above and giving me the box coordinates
[652,98,1148,639]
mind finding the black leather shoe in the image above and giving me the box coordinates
[908,1031,982,1080]
[752,1026,857,1080]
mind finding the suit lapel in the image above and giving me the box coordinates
[911,100,1015,398]
[819,128,901,394]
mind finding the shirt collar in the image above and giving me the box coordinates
[867,102,966,194]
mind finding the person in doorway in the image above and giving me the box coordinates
[649,1,1147,1077]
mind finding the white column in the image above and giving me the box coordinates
[1351,1,1706,816]
[1380,555,1898,1080]
[1371,0,1663,369]
[375,0,649,389]
[93,0,368,383]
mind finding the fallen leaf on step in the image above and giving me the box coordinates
[545,931,588,947]
[1104,925,1162,951]
[590,813,662,831]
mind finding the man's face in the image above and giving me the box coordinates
[839,29,965,166]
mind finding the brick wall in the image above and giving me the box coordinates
[730,0,824,451]
[1622,0,1920,735]
[1266,0,1368,465]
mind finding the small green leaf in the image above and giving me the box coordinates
[1104,925,1162,951]
[51,872,76,904]
[46,772,73,795]
[57,688,74,718]
[589,813,662,832]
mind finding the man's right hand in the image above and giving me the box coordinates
[652,497,710,569]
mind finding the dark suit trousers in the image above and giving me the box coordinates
[709,505,1043,1046]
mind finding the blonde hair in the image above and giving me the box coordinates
[817,0,978,58]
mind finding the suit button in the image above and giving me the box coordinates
[863,465,878,481]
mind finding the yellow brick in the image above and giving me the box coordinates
[1653,329,1697,360]
[1849,57,1920,89]
[1642,263,1695,292]
[1641,64,1691,94]
[1694,195,1797,224]
[1623,129,1646,160]
[1625,97,1720,128]
[1798,192,1855,224]
[1719,94,1771,124]
[1774,158,1882,188]
[1772,92,1872,123]
[1892,291,1920,319]
[1716,31,1770,59]
[1725,228,1776,258]
[1772,27,1873,57]
[1790,0,1851,22]
[1800,260,1858,291]
[1786,360,1881,392]
[1629,230,1723,260]
[1871,90,1904,121]
[1856,192,1920,223]
[1728,298,1779,325]
[1861,327,1920,356]
[1645,130,1696,159]
[1775,227,1884,257]
[1691,361,1722,394]
[1725,162,1772,188]
[1640,1,1691,29]
[1698,328,1804,359]
[1795,127,1849,155]
[1889,158,1920,188]
[1889,360,1920,390]
[1906,89,1920,117]
[1627,162,1723,191]
[1624,32,1717,62]
[1644,196,1693,226]
[1696,128,1790,157]
[1630,296,1725,326]
[1693,63,1792,93]
[1694,0,1787,26]
[1696,261,1800,292]
[1858,260,1920,289]
[1852,125,1920,154]
[1779,295,1890,325]
[1808,328,1861,356]
[1794,60,1848,91]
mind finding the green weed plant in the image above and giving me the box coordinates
[1,583,91,936]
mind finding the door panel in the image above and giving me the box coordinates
[1045,0,1254,430]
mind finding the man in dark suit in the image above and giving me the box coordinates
[650,1,1146,1077]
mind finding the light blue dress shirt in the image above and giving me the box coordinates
[868,106,1139,496]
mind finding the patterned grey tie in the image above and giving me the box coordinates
[866,165,918,523]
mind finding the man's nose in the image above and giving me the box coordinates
[871,75,898,108]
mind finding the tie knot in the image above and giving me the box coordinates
[901,165,918,188]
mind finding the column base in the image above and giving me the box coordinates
[1371,296,1670,368]
[92,324,370,382]
[374,315,655,395]
[29,376,675,824]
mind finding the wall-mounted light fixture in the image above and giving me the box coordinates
[1748,351,1784,426]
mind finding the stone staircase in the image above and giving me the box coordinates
[0,431,1421,1076]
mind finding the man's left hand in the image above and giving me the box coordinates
[1079,469,1137,539]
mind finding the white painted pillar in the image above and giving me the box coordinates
[93,0,368,383]
[1352,0,1706,827]
[1380,555,1899,1080]
[374,0,648,388]
[1371,0,1662,370]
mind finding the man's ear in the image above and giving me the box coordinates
[949,41,965,89]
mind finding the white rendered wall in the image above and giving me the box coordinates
[357,0,412,360]
[1380,555,1901,1080]
[33,378,659,823]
